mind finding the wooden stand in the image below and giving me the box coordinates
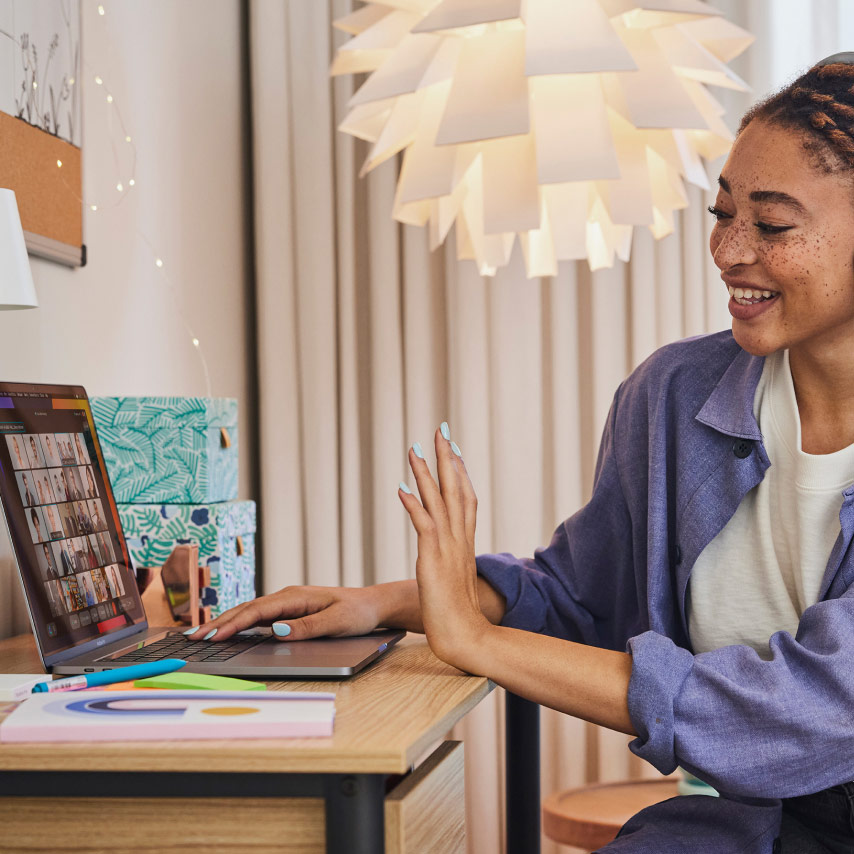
[135,544,211,628]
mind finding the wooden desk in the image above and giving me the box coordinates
[0,633,493,854]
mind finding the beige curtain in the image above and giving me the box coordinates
[247,2,743,852]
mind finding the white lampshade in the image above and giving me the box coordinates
[0,189,38,310]
[332,0,754,276]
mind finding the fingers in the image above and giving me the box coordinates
[454,452,478,549]
[183,588,334,643]
[407,442,451,538]
[398,480,441,562]
[279,601,366,641]
[183,600,256,641]
[434,425,466,542]
[185,596,294,642]
[401,422,476,548]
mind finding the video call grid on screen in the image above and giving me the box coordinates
[0,386,144,657]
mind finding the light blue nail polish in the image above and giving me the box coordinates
[412,442,424,459]
[450,441,462,457]
[440,421,450,440]
[203,629,217,640]
[273,622,291,637]
[183,628,196,636]
[399,481,412,494]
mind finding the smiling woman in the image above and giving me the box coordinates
[189,57,854,852]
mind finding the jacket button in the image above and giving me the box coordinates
[675,545,682,565]
[732,439,752,459]
[772,838,781,854]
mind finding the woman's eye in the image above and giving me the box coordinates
[707,205,731,222]
[755,222,793,235]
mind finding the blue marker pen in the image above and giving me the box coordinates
[31,659,187,694]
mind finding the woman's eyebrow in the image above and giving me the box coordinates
[717,175,808,216]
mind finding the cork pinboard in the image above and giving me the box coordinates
[0,1,83,267]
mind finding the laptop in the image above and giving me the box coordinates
[0,381,403,677]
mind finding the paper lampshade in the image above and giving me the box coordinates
[0,189,38,309]
[332,0,753,276]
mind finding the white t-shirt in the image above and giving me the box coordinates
[687,349,854,660]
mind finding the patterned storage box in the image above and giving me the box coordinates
[90,397,239,504]
[119,500,256,617]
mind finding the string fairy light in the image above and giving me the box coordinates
[0,1,211,396]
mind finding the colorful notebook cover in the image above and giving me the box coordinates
[0,690,335,742]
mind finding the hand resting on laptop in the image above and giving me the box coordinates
[183,575,505,643]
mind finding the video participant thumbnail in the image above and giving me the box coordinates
[15,470,37,506]
[23,434,45,469]
[27,507,47,544]
[82,465,98,499]
[59,575,85,612]
[51,539,74,577]
[39,434,62,468]
[54,433,77,466]
[44,579,64,617]
[6,435,27,470]
[36,541,59,581]
[49,468,68,502]
[105,564,126,598]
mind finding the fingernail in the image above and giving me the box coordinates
[183,628,196,635]
[273,622,291,637]
[450,441,462,457]
[203,629,217,640]
[412,442,424,459]
[399,481,412,494]
[440,421,450,440]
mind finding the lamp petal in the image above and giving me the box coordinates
[412,0,521,33]
[435,29,529,145]
[481,134,540,234]
[525,0,636,75]
[333,4,392,35]
[530,75,620,184]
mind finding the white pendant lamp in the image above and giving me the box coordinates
[332,0,753,276]
[0,189,38,309]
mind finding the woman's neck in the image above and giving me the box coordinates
[789,343,854,454]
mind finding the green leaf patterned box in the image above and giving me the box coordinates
[119,500,256,616]
[90,397,238,504]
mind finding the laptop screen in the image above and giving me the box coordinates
[0,382,145,658]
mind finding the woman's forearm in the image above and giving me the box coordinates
[377,577,507,633]
[458,625,636,735]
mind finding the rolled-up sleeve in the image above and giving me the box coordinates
[627,592,854,798]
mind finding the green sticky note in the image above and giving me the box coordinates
[133,672,266,691]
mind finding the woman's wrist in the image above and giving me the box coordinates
[373,579,424,633]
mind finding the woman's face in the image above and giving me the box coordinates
[709,119,854,358]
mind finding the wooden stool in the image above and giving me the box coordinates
[543,779,679,851]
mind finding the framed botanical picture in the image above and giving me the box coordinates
[0,0,83,267]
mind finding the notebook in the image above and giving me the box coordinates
[0,690,336,742]
[0,381,403,677]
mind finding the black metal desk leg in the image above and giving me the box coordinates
[324,773,386,854]
[505,691,541,854]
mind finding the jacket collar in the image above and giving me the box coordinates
[695,344,765,440]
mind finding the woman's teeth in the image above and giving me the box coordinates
[728,286,778,306]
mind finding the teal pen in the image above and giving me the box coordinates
[31,659,187,694]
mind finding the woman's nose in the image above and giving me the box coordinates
[711,220,758,271]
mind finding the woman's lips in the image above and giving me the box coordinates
[728,287,780,321]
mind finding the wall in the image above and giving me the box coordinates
[0,0,254,637]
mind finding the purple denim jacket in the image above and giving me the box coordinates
[476,330,854,852]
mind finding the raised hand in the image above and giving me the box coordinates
[397,423,491,673]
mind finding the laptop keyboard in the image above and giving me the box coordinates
[110,632,266,664]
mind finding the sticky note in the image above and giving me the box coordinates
[133,672,265,691]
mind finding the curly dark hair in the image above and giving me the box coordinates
[739,58,854,175]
